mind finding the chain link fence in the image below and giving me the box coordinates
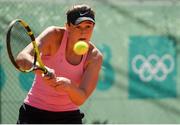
[1,0,180,123]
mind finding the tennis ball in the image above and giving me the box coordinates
[73,41,89,55]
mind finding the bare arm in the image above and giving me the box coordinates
[54,47,103,106]
[16,26,61,70]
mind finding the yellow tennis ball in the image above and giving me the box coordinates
[73,41,89,55]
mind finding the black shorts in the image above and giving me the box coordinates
[17,103,84,124]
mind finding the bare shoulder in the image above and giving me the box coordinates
[37,26,66,55]
[85,43,103,67]
[37,26,65,44]
[42,26,65,36]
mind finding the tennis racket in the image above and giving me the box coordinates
[6,19,52,77]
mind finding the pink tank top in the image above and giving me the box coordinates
[24,29,87,111]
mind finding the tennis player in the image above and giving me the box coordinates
[17,4,103,124]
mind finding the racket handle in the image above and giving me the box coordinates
[43,70,54,78]
[42,67,55,79]
[35,63,55,79]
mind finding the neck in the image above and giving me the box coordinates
[66,39,74,54]
[66,39,82,59]
[65,46,83,65]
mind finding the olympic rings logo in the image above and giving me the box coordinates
[131,54,174,82]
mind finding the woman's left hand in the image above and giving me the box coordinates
[54,77,72,92]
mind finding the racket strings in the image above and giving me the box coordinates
[9,22,34,71]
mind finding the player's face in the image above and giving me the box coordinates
[67,21,95,43]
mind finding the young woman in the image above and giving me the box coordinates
[17,4,103,124]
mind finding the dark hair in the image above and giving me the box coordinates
[66,4,95,25]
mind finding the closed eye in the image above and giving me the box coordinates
[75,26,81,29]
[86,25,91,29]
